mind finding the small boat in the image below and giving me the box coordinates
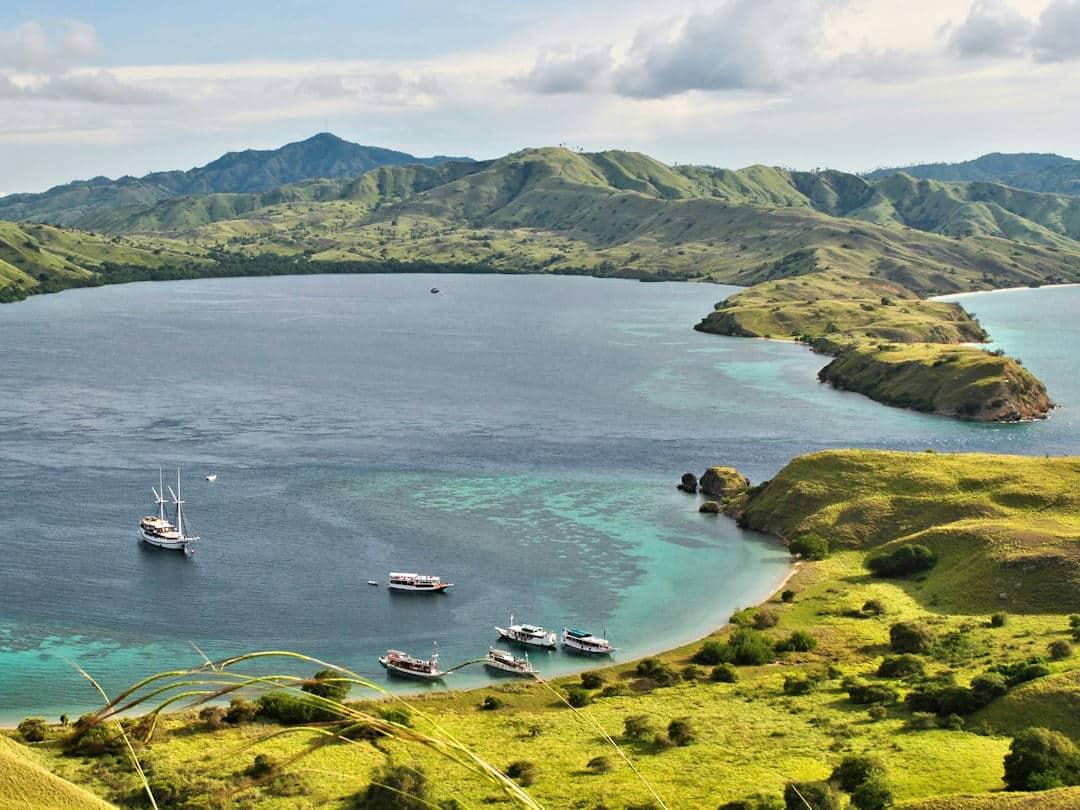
[484,647,537,677]
[379,644,444,680]
[388,572,453,592]
[139,468,200,553]
[430,287,440,294]
[562,627,616,656]
[495,614,556,648]
[206,474,217,482]
[367,580,379,586]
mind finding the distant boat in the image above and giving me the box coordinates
[388,572,453,592]
[484,647,537,677]
[367,580,379,586]
[430,287,440,294]
[562,627,615,656]
[205,474,217,482]
[380,643,445,680]
[495,614,556,648]
[139,468,199,553]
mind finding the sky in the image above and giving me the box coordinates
[1,0,1079,194]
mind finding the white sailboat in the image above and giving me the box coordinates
[139,468,200,552]
[494,614,557,649]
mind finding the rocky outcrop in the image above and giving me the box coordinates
[699,500,721,513]
[700,466,750,499]
[677,472,698,493]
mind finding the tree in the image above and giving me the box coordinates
[353,763,430,809]
[17,717,48,743]
[789,535,829,560]
[866,544,937,577]
[711,663,738,682]
[667,717,696,746]
[303,668,352,703]
[783,781,840,810]
[1003,727,1080,791]
[889,621,934,654]
[623,714,655,739]
[851,775,894,810]
[830,755,884,792]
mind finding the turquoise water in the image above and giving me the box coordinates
[0,275,1076,722]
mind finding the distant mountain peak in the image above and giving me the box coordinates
[864,152,1080,196]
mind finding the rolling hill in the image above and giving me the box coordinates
[0,133,471,228]
[865,153,1080,196]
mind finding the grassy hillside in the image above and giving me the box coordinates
[0,735,114,809]
[18,450,1080,809]
[866,153,1080,197]
[727,450,1080,613]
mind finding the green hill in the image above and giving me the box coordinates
[0,735,114,809]
[0,133,471,227]
[866,153,1080,196]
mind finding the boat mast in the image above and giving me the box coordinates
[175,467,183,539]
[158,468,166,520]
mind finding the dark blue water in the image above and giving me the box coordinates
[0,275,1077,722]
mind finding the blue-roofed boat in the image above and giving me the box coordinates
[562,627,615,655]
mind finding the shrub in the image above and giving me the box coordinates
[225,697,260,725]
[636,657,681,686]
[990,612,1008,628]
[682,664,703,681]
[862,599,886,616]
[1049,640,1073,660]
[789,535,829,560]
[63,716,122,756]
[1070,615,1080,630]
[17,717,48,743]
[867,704,888,721]
[889,621,934,654]
[506,760,538,786]
[851,774,894,810]
[587,755,614,774]
[624,714,655,739]
[937,713,965,731]
[711,664,738,683]
[754,609,780,630]
[693,641,726,665]
[565,687,592,708]
[353,763,430,808]
[247,753,278,779]
[783,781,840,810]
[866,544,937,578]
[727,629,776,666]
[776,631,818,653]
[877,654,924,679]
[601,683,629,698]
[302,668,351,703]
[198,706,227,730]
[667,717,697,746]
[845,680,898,706]
[831,754,885,792]
[970,673,1009,706]
[783,675,817,696]
[480,695,505,711]
[907,712,937,731]
[1003,727,1080,791]
[580,671,605,690]
[721,797,784,810]
[993,661,1052,687]
[781,589,796,603]
[258,692,321,725]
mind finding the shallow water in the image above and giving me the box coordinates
[0,275,1077,721]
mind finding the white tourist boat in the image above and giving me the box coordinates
[484,647,537,677]
[387,572,453,592]
[205,473,217,482]
[139,469,200,552]
[562,627,616,656]
[379,644,445,680]
[494,614,557,648]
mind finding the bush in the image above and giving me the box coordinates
[1003,727,1080,791]
[776,630,818,653]
[624,714,655,739]
[727,629,777,666]
[937,713,965,731]
[754,609,780,629]
[667,717,697,746]
[783,781,840,810]
[1049,640,1073,660]
[258,692,322,725]
[480,695,505,711]
[789,535,829,560]
[851,774,894,810]
[247,753,278,779]
[905,684,979,716]
[353,763,430,809]
[302,668,351,703]
[866,544,937,578]
[781,589,796,603]
[783,675,817,696]
[867,704,888,721]
[990,612,1008,628]
[831,754,885,792]
[682,664,703,681]
[993,661,1052,687]
[845,680,898,706]
[711,664,738,683]
[889,621,934,654]
[225,697,260,725]
[970,673,1009,706]
[565,687,592,708]
[199,706,228,730]
[721,796,784,810]
[587,755,614,774]
[63,716,122,757]
[506,760,538,786]
[693,641,726,665]
[580,671,605,690]
[862,599,886,616]
[907,712,937,731]
[636,657,681,686]
[17,717,48,743]
[601,683,630,698]
[877,654,924,679]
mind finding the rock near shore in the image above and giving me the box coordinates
[677,472,698,493]
[699,466,750,499]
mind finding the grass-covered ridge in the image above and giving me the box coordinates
[0,734,114,809]
[11,450,1080,809]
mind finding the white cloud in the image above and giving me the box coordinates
[0,20,100,72]
[1031,0,1080,61]
[949,0,1034,57]
[509,46,614,93]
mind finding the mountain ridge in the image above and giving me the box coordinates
[865,152,1080,196]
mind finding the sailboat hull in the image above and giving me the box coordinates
[140,530,191,551]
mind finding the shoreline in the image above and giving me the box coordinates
[931,281,1080,300]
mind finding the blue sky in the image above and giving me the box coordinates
[1,0,1079,193]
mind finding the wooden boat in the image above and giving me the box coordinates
[484,647,537,676]
[495,614,556,648]
[139,469,199,553]
[379,644,444,680]
[388,573,453,592]
[562,627,615,655]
